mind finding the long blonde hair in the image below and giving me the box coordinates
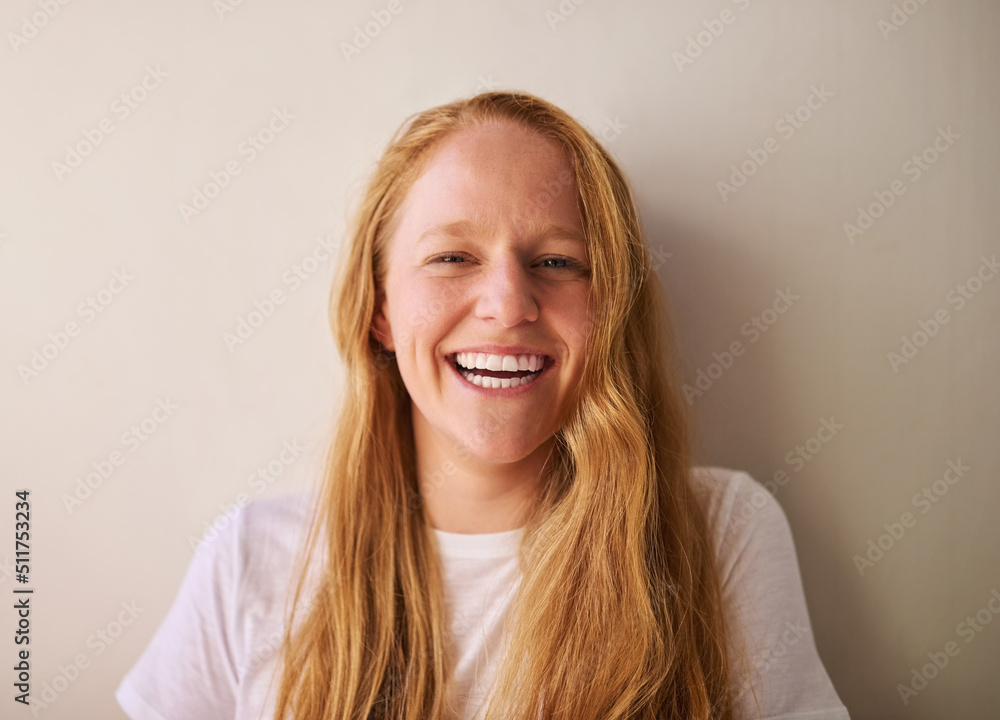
[273,90,739,719]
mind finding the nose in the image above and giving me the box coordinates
[474,254,539,327]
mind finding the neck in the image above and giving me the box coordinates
[412,407,552,534]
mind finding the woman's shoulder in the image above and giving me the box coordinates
[689,467,851,719]
[689,464,757,508]
[115,490,323,720]
[224,488,324,584]
[688,465,800,583]
[238,489,318,537]
[206,488,319,552]
[689,465,782,536]
[185,488,325,624]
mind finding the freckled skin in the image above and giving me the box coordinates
[371,121,592,532]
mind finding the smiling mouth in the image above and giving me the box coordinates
[447,353,548,389]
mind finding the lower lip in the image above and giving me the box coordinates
[446,356,550,396]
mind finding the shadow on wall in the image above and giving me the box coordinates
[639,207,906,719]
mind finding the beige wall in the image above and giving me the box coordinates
[2,1,997,717]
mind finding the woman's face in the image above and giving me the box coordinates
[371,120,592,465]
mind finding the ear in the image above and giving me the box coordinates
[370,287,395,352]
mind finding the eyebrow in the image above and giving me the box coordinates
[415,219,587,249]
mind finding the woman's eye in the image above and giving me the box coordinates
[430,254,585,271]
[541,257,587,271]
[427,253,472,266]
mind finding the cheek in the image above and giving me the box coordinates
[393,283,459,350]
[560,291,594,352]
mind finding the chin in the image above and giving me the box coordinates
[455,428,555,465]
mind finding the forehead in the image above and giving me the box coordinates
[423,121,571,178]
[392,122,583,241]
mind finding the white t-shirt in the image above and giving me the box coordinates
[115,466,851,720]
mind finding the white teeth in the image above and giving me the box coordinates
[452,352,547,390]
[455,352,546,372]
[459,370,541,389]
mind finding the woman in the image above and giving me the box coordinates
[116,91,850,719]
